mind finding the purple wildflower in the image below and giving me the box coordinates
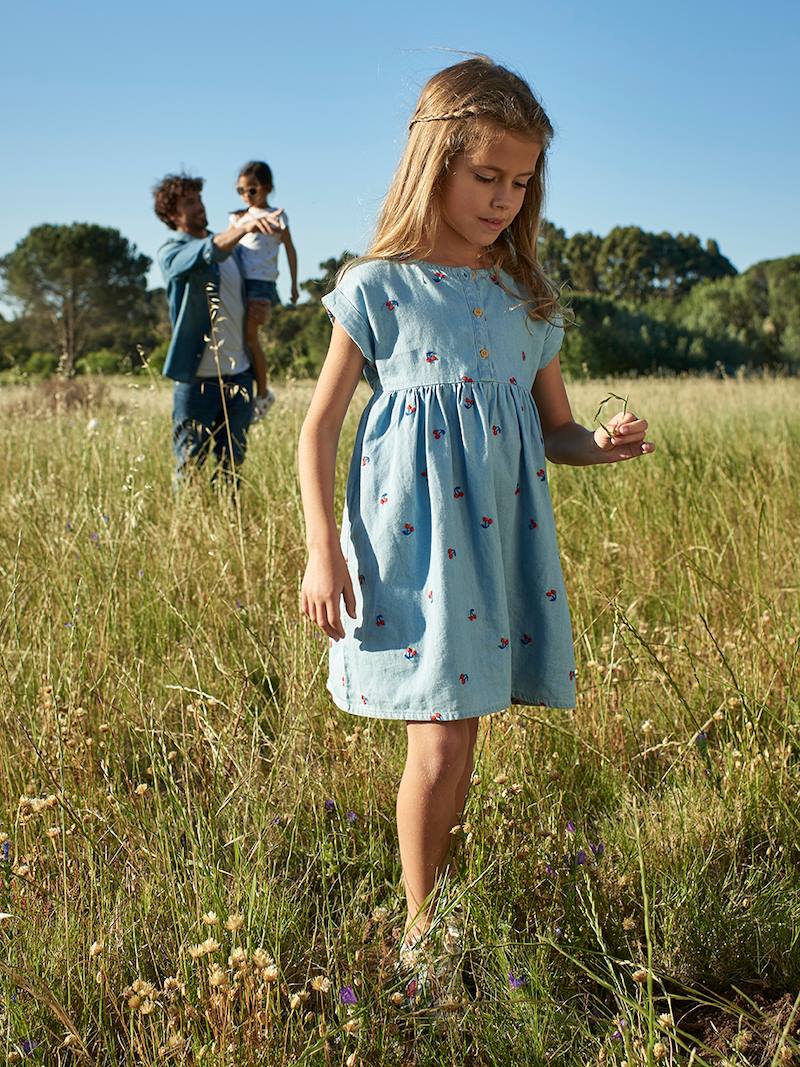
[545,863,555,876]
[137,569,144,578]
[576,849,588,866]
[272,816,283,826]
[508,972,526,989]
[590,842,605,858]
[566,820,576,833]
[339,985,358,1005]
[65,522,73,532]
[695,729,708,743]
[102,514,110,525]
[65,621,75,629]
[90,532,99,543]
[346,810,358,823]
[2,840,10,860]
[18,1038,39,1056]
[554,925,563,939]
[324,799,335,812]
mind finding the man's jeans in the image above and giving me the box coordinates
[172,370,255,483]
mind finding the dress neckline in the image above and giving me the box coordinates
[403,258,498,275]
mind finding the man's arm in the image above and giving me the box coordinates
[158,234,221,284]
[213,211,283,255]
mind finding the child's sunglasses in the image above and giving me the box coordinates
[236,185,260,196]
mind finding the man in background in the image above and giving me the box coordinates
[152,173,280,484]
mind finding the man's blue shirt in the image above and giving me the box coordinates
[157,231,250,382]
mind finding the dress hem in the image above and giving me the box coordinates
[326,685,577,722]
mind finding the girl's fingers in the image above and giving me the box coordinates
[342,575,357,619]
[324,598,344,640]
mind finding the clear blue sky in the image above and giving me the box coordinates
[2,0,798,305]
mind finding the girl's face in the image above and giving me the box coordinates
[236,176,270,209]
[435,129,541,265]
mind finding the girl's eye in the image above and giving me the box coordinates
[514,182,529,189]
[475,173,494,183]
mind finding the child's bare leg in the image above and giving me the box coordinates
[396,720,472,945]
[445,717,480,883]
[245,301,270,397]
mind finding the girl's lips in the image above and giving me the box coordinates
[480,217,506,230]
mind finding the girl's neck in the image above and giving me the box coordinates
[414,239,493,271]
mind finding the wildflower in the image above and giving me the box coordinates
[45,827,61,840]
[324,799,335,812]
[658,1014,673,1027]
[251,948,273,969]
[590,842,605,858]
[272,815,283,825]
[311,975,331,994]
[653,1042,667,1060]
[229,947,247,970]
[134,784,148,796]
[640,720,655,734]
[632,967,648,984]
[224,913,244,932]
[493,773,508,785]
[340,985,358,1006]
[390,991,405,1006]
[545,863,555,876]
[566,820,576,833]
[508,972,525,989]
[346,810,358,823]
[90,532,100,543]
[188,938,220,959]
[346,1053,358,1067]
[19,1038,40,1056]
[372,907,389,922]
[623,916,636,931]
[89,940,103,958]
[289,993,302,1010]
[262,963,278,982]
[575,850,587,866]
[201,911,218,926]
[208,965,228,988]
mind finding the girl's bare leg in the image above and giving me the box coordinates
[245,301,270,397]
[396,720,472,945]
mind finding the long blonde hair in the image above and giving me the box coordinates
[345,55,565,324]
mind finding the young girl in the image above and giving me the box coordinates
[298,57,654,994]
[230,161,299,418]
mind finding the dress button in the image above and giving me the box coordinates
[479,348,489,359]
[473,307,483,317]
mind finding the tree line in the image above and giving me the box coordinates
[1,222,798,379]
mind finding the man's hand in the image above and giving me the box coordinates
[241,208,284,237]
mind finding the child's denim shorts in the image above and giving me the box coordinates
[245,279,280,304]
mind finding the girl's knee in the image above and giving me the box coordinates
[406,720,471,783]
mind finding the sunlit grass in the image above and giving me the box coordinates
[0,373,798,1065]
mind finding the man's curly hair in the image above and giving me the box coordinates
[152,173,204,229]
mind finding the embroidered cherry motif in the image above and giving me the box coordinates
[430,712,443,721]
[453,486,464,499]
[405,647,418,660]
[461,374,474,383]
[447,547,457,559]
[464,396,474,408]
[514,483,521,496]
[509,376,517,385]
[405,404,416,415]
[522,350,526,361]
[379,492,388,505]
[480,516,494,528]
[492,425,502,436]
[569,669,577,680]
[402,523,415,535]
[432,428,446,440]
[361,694,368,704]
[425,351,438,363]
[376,614,385,626]
[427,589,433,601]
[420,468,427,478]
[432,270,446,283]
[536,468,546,481]
[361,455,370,465]
[520,633,532,645]
[545,589,557,602]
[468,608,477,620]
[385,299,399,311]
[358,574,365,585]
[459,673,469,685]
[498,636,509,649]
[529,518,538,530]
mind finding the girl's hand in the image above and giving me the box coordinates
[593,410,655,462]
[301,546,357,640]
[290,284,299,304]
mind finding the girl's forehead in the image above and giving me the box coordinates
[463,129,542,167]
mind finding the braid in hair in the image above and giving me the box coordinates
[408,107,481,129]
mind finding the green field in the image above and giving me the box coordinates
[1,374,799,1066]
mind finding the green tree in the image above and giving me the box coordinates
[564,231,603,293]
[537,220,568,284]
[0,223,151,376]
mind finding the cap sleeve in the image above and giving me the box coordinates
[321,269,376,364]
[540,314,564,369]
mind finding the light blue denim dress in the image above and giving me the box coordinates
[320,259,577,721]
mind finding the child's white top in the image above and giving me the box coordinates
[230,205,288,282]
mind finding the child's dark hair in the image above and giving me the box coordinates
[239,160,273,190]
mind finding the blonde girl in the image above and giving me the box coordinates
[298,56,654,994]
